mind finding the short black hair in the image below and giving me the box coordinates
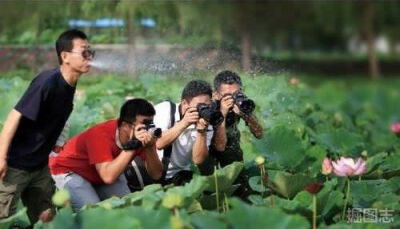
[181,80,212,101]
[118,98,155,126]
[55,29,87,65]
[214,70,242,92]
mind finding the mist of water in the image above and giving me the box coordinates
[89,46,288,77]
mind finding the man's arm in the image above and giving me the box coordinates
[212,122,226,152]
[96,125,162,184]
[211,96,233,152]
[0,109,22,180]
[95,150,136,184]
[144,146,163,180]
[155,121,187,150]
[243,113,264,139]
[192,119,209,164]
[155,107,198,150]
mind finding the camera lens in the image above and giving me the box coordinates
[209,110,224,126]
[233,92,255,114]
[197,103,224,126]
[149,127,162,138]
[238,99,255,114]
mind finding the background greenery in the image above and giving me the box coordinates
[1,0,400,228]
[1,72,399,228]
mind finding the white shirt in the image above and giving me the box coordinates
[154,101,214,179]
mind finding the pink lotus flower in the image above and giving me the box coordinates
[321,157,333,175]
[391,123,400,134]
[289,77,299,85]
[332,157,367,177]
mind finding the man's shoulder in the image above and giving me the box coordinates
[74,119,117,141]
[35,68,60,81]
[64,120,117,151]
[89,119,118,133]
[155,100,177,115]
[32,68,61,89]
[155,100,175,108]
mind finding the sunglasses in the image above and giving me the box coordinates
[67,49,95,60]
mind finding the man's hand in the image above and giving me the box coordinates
[134,124,155,149]
[181,107,199,127]
[196,118,209,133]
[220,95,234,117]
[232,104,244,117]
[0,109,22,181]
[0,158,7,180]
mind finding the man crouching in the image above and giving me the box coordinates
[49,98,162,211]
[153,80,226,185]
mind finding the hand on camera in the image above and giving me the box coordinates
[220,95,234,117]
[232,104,244,116]
[134,124,155,148]
[182,107,199,127]
[196,118,209,134]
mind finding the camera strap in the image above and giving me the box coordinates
[160,100,176,183]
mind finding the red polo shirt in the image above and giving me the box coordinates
[49,119,146,184]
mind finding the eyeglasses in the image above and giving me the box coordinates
[67,49,95,60]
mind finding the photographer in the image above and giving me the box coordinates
[152,80,226,186]
[200,70,263,198]
[49,99,162,211]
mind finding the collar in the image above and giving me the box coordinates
[115,128,123,149]
[178,103,183,120]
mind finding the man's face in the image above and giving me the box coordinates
[63,38,92,74]
[120,115,154,145]
[182,94,212,111]
[131,115,154,138]
[133,115,154,127]
[215,83,241,100]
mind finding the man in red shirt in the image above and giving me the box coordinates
[49,98,162,211]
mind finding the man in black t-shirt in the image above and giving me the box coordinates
[0,29,94,224]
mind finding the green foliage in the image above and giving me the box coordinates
[268,171,314,199]
[1,72,400,228]
[255,126,307,171]
[0,208,30,229]
[226,198,310,229]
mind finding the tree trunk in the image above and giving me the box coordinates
[241,27,251,72]
[237,3,252,72]
[364,0,380,79]
[177,0,185,35]
[127,10,136,76]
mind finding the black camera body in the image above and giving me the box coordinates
[232,91,255,114]
[196,102,224,126]
[122,120,161,151]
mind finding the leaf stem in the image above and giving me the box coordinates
[313,194,317,229]
[214,166,220,212]
[342,178,350,221]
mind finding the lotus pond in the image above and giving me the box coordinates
[0,72,399,229]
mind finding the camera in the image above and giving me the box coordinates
[122,119,162,150]
[232,91,255,114]
[196,102,224,126]
[143,119,162,138]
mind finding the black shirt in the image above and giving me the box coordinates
[210,101,243,166]
[8,68,75,170]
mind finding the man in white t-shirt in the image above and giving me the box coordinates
[153,80,229,185]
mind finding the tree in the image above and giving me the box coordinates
[364,0,380,79]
